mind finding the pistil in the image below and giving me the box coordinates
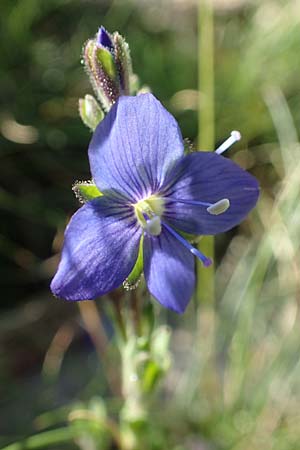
[162,221,212,267]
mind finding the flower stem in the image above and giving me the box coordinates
[196,0,221,405]
[130,289,142,337]
[110,292,128,342]
[197,0,215,306]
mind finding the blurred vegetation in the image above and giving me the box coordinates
[1,0,300,449]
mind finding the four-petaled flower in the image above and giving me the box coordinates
[51,93,259,313]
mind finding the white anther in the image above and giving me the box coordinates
[215,130,241,155]
[145,216,162,236]
[207,198,230,215]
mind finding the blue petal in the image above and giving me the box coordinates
[143,229,195,313]
[161,152,259,235]
[51,197,141,300]
[96,26,114,50]
[88,93,184,201]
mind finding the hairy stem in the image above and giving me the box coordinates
[130,289,142,337]
[110,291,128,342]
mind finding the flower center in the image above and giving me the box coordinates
[134,195,165,236]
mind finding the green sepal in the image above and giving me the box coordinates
[79,94,104,131]
[82,39,118,111]
[83,40,106,107]
[72,181,102,204]
[123,236,144,289]
[95,47,117,80]
[113,32,133,94]
[83,39,95,68]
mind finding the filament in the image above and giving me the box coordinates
[215,130,241,155]
[166,197,230,215]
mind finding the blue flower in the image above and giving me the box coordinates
[51,93,259,313]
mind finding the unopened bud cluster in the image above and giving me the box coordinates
[79,26,137,131]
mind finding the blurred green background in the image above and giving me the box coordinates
[1,0,300,449]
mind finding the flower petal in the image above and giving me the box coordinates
[143,229,195,313]
[161,152,259,235]
[88,93,184,201]
[51,197,141,300]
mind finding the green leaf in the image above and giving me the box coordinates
[72,181,102,204]
[142,360,162,393]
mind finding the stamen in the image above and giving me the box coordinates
[215,130,241,155]
[166,198,211,207]
[165,197,230,215]
[207,198,230,215]
[162,222,212,267]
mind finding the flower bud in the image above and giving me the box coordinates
[83,38,119,111]
[78,94,104,131]
[82,27,134,112]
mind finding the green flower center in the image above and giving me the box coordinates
[133,195,165,236]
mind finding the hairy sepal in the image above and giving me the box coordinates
[72,181,102,204]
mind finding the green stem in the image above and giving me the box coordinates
[197,0,215,305]
[130,289,142,337]
[110,292,127,342]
